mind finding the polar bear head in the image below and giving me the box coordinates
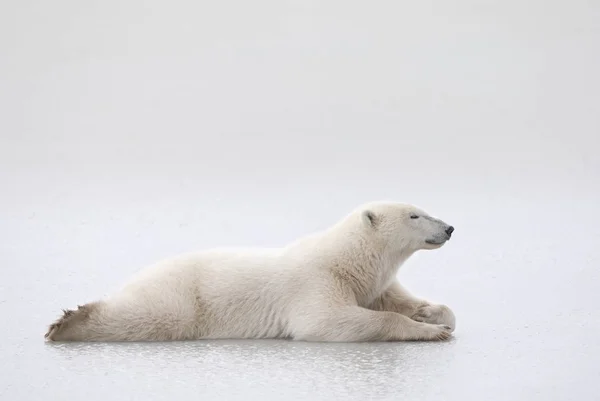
[359,201,454,251]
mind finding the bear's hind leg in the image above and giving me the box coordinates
[45,302,102,341]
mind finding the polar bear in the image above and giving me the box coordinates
[45,201,456,342]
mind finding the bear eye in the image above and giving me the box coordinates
[410,215,419,219]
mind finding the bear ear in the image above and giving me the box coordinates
[362,210,379,228]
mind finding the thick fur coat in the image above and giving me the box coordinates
[45,201,457,342]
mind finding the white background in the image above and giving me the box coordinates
[1,1,599,400]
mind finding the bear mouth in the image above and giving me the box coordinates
[425,239,447,245]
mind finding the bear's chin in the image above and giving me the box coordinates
[423,240,446,250]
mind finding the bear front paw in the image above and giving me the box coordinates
[411,304,456,332]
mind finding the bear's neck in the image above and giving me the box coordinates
[333,232,415,306]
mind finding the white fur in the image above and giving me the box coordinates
[45,201,457,342]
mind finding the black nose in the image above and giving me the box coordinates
[446,226,454,236]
